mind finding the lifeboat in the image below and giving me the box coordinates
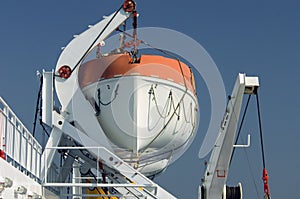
[78,53,198,176]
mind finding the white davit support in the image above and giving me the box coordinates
[199,73,259,199]
[42,70,54,126]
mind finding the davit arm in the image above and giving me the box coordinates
[42,1,138,153]
[199,73,259,199]
[54,1,135,111]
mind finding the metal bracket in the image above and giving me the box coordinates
[233,134,251,148]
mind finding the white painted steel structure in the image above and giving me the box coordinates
[0,1,263,198]
[0,97,43,198]
[199,74,260,199]
[42,70,54,126]
[38,2,196,197]
[0,73,260,199]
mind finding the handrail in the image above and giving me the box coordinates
[0,97,41,148]
[0,96,42,180]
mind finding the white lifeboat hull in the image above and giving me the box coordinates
[79,54,198,175]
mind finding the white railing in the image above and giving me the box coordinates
[0,97,42,180]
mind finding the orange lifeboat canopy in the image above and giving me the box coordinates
[78,54,196,95]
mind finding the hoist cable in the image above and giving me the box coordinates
[32,76,43,137]
[256,92,266,168]
[32,74,50,142]
[230,94,252,166]
[228,90,271,198]
[256,91,271,198]
[71,5,124,73]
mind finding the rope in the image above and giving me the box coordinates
[169,91,181,119]
[139,91,188,154]
[148,86,196,126]
[139,124,196,163]
[135,42,191,154]
[180,96,196,126]
[148,86,173,119]
[97,84,119,106]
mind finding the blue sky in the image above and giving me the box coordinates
[0,1,299,198]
